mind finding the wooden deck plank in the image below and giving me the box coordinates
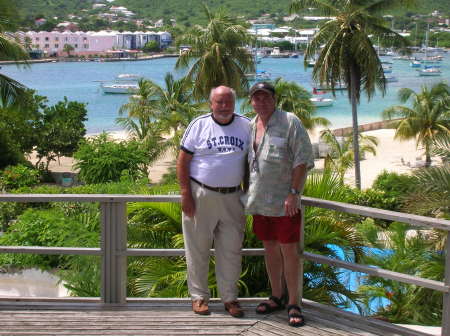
[0,300,431,336]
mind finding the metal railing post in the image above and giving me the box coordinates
[442,232,450,336]
[100,201,127,304]
[298,204,306,306]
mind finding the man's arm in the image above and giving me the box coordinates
[284,163,307,217]
[177,150,195,217]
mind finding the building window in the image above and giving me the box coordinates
[83,44,89,49]
[55,37,59,41]
[54,44,59,48]
[44,44,49,48]
[64,37,68,41]
[35,37,40,41]
[74,44,78,48]
[83,37,87,41]
[45,37,49,41]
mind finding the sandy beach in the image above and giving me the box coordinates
[28,129,432,189]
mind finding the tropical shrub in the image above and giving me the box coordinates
[0,164,40,190]
[356,221,444,325]
[73,133,150,184]
[372,170,416,199]
[0,207,99,269]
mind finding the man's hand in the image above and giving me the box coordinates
[181,192,195,218]
[284,194,299,217]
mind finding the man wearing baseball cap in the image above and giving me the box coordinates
[242,81,314,327]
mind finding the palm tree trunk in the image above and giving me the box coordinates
[350,68,361,189]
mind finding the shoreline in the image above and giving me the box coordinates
[0,53,178,66]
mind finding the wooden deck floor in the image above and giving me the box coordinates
[0,299,428,336]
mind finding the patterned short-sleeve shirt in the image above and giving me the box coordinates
[241,109,314,216]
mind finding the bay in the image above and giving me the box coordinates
[1,54,449,134]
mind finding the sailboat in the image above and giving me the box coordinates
[417,24,442,76]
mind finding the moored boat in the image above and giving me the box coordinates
[418,68,442,76]
[101,83,139,94]
[310,97,334,107]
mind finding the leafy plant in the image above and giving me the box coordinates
[372,170,417,199]
[73,133,150,184]
[0,164,40,191]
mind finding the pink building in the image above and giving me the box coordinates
[25,31,118,56]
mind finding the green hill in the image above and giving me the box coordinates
[15,0,450,29]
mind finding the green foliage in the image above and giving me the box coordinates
[142,40,160,53]
[0,0,29,106]
[383,82,450,165]
[176,5,255,99]
[73,133,150,184]
[372,170,417,199]
[348,188,400,213]
[0,164,40,190]
[0,90,45,168]
[356,221,444,325]
[35,97,88,170]
[0,207,99,269]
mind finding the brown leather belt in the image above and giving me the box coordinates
[190,177,241,194]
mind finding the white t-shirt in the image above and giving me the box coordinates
[180,113,250,187]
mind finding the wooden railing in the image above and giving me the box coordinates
[0,194,449,335]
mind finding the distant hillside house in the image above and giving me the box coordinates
[93,4,107,9]
[34,18,47,26]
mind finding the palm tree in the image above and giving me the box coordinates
[320,129,379,180]
[146,73,206,152]
[382,82,450,166]
[242,78,331,131]
[175,4,255,100]
[290,0,414,188]
[117,80,170,174]
[0,0,29,107]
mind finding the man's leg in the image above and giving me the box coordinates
[214,192,245,316]
[280,242,303,325]
[263,240,284,299]
[182,182,216,303]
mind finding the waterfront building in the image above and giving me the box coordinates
[23,30,172,57]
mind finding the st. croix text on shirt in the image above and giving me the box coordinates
[206,136,245,151]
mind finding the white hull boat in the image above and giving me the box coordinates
[418,68,441,76]
[310,97,334,107]
[101,83,139,94]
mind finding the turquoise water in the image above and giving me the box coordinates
[1,54,449,134]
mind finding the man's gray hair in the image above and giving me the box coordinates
[209,86,236,102]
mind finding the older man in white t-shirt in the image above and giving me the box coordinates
[177,86,250,318]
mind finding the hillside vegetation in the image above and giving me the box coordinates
[15,0,450,28]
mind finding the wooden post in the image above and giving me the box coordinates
[298,204,306,306]
[442,232,450,336]
[100,201,127,304]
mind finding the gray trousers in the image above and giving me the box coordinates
[182,181,246,303]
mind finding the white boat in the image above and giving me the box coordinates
[418,68,441,76]
[246,70,271,82]
[116,73,142,81]
[306,59,316,67]
[101,83,139,94]
[316,82,347,91]
[382,66,392,73]
[310,97,334,107]
[384,76,398,83]
[392,55,413,61]
[410,60,421,68]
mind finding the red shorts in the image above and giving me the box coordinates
[252,211,301,244]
